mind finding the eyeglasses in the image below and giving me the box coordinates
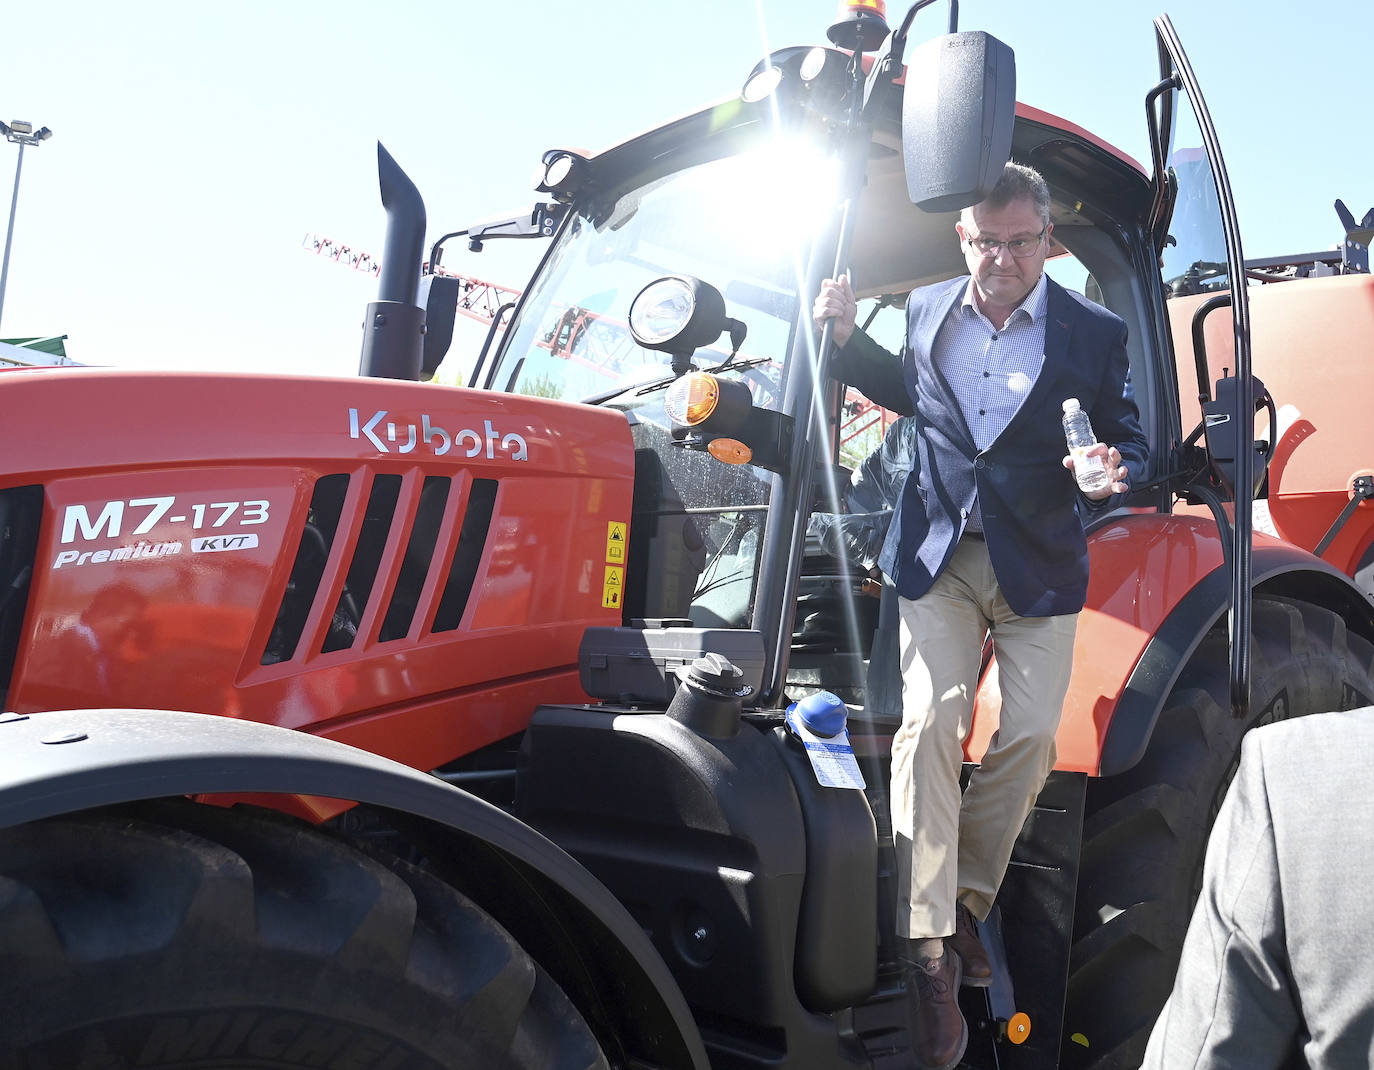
[964,227,1048,258]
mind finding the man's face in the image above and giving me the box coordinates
[956,197,1052,311]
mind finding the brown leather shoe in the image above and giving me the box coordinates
[901,950,968,1070]
[946,903,993,987]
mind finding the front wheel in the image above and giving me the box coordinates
[1063,597,1374,1069]
[0,799,608,1070]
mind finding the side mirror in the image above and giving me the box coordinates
[902,31,1016,213]
[418,274,460,379]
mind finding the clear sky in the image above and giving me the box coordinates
[1,0,1367,379]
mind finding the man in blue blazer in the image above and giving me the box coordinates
[815,162,1148,1070]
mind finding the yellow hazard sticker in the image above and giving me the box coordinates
[605,521,627,564]
[602,565,624,609]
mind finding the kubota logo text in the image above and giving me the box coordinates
[348,408,529,461]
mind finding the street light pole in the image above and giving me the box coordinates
[0,120,53,334]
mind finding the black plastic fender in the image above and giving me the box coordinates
[0,706,708,1070]
[1099,544,1374,776]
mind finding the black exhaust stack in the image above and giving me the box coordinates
[359,142,426,380]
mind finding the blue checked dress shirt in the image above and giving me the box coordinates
[932,272,1049,530]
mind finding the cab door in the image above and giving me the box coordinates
[1149,14,1257,715]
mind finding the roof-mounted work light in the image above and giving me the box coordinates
[534,148,591,201]
[741,44,851,119]
[741,65,785,104]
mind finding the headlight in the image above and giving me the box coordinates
[627,275,737,378]
[629,277,696,346]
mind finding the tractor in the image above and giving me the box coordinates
[2,3,1371,1069]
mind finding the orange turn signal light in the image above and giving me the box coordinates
[664,373,721,427]
[707,438,753,465]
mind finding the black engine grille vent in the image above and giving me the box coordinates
[262,473,349,665]
[432,478,497,633]
[380,475,452,642]
[262,472,499,665]
[321,474,402,653]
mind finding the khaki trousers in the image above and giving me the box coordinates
[891,535,1078,939]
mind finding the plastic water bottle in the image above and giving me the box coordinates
[1062,398,1111,494]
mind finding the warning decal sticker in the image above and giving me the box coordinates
[602,565,623,609]
[605,521,627,564]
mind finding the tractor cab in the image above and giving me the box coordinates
[472,1,1242,718]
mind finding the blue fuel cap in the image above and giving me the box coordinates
[786,690,848,738]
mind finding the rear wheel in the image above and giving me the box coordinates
[1063,597,1374,1069]
[0,799,608,1070]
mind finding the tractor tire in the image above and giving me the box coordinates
[0,799,609,1070]
[1062,597,1374,1070]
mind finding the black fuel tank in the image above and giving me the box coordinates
[517,693,878,1067]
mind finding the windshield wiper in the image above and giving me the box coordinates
[580,355,775,407]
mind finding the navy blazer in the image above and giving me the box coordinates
[831,275,1148,617]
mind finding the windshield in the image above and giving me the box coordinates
[488,138,842,628]
[489,139,840,408]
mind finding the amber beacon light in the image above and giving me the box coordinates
[827,0,889,50]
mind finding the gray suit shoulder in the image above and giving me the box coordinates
[1245,705,1374,781]
[1256,703,1374,740]
[1144,707,1374,1069]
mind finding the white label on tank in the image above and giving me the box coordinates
[802,738,866,789]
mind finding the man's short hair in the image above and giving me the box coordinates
[977,162,1052,226]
